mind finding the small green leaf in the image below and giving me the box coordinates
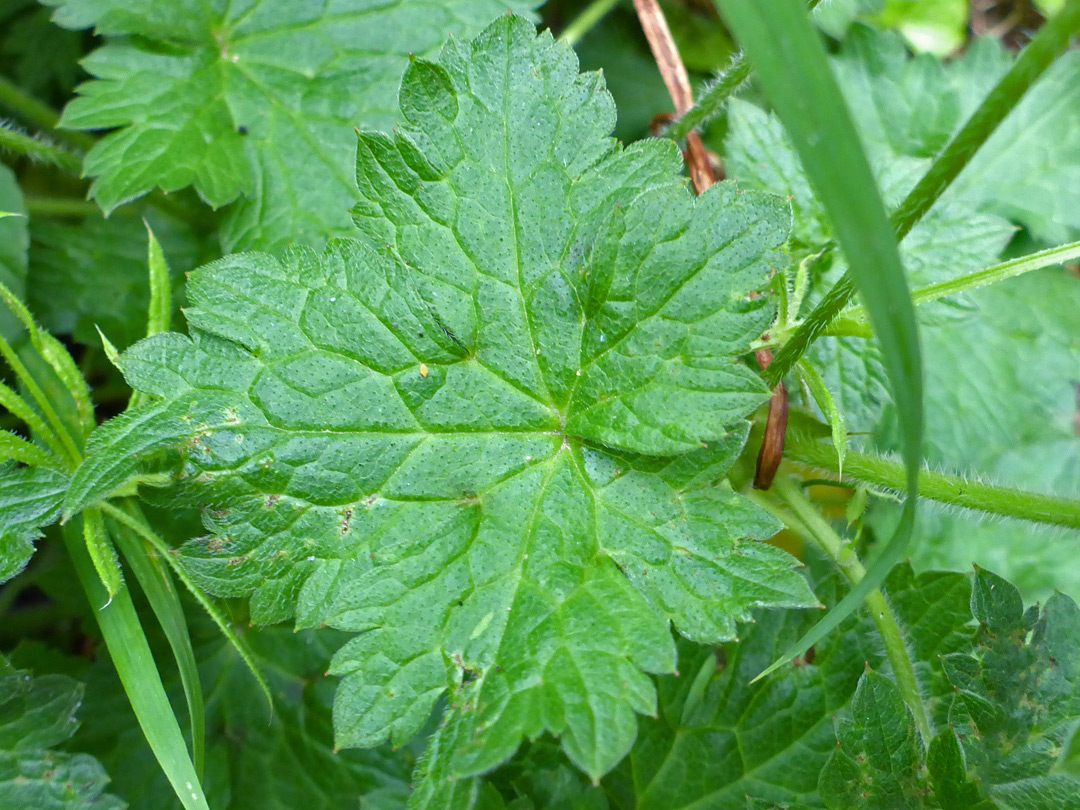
[941,566,1080,805]
[0,655,125,810]
[612,565,973,808]
[81,507,123,603]
[926,728,992,810]
[143,222,171,338]
[0,429,66,471]
[819,669,928,809]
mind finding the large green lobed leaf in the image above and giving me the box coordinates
[45,0,539,252]
[67,17,816,782]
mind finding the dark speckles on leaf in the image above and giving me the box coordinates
[69,15,818,786]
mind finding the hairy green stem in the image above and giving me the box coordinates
[769,239,1080,340]
[765,0,1080,386]
[787,437,1080,530]
[666,54,751,140]
[0,75,95,151]
[558,0,621,46]
[769,474,932,741]
[667,0,823,141]
[0,123,82,174]
[835,238,1080,329]
[890,0,1080,239]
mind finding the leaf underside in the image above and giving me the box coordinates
[68,17,819,782]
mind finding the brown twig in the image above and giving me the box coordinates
[632,0,716,194]
[634,0,786,485]
[633,0,694,114]
[753,350,788,490]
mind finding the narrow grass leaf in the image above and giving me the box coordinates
[145,222,171,337]
[82,505,122,602]
[95,324,122,369]
[0,329,80,465]
[128,223,174,412]
[110,516,206,779]
[714,0,922,682]
[100,500,273,713]
[62,520,210,810]
[0,381,65,460]
[0,277,95,438]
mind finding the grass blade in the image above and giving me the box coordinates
[0,332,80,465]
[0,381,71,462]
[557,0,620,47]
[145,222,172,337]
[109,515,206,780]
[100,500,274,713]
[128,223,174,411]
[63,520,210,810]
[714,0,922,682]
